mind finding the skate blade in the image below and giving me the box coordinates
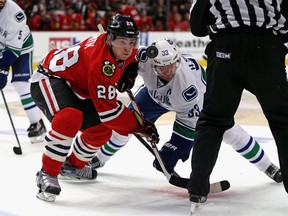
[58,174,96,182]
[190,202,199,215]
[36,191,57,202]
[30,134,45,143]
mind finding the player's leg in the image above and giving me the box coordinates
[31,77,83,200]
[223,124,282,182]
[12,52,46,143]
[89,130,132,169]
[60,99,108,180]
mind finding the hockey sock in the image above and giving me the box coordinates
[96,131,131,163]
[42,108,82,175]
[12,81,42,123]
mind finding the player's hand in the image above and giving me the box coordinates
[137,119,160,144]
[153,142,180,174]
[0,69,8,90]
[117,75,136,93]
[132,109,159,144]
[153,141,193,174]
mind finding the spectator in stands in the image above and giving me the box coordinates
[134,0,149,14]
[153,19,165,31]
[151,3,167,30]
[85,9,103,31]
[170,12,190,31]
[99,6,116,30]
[20,0,194,31]
[31,0,46,17]
[71,0,90,22]
[52,0,66,14]
[16,0,32,11]
[56,6,78,30]
[115,0,141,27]
[139,9,153,32]
[29,10,54,30]
[169,4,179,23]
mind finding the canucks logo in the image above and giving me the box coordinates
[182,85,197,102]
[15,12,25,22]
[102,60,116,77]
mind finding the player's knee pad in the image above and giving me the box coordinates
[52,107,83,137]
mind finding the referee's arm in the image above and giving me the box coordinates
[189,0,211,37]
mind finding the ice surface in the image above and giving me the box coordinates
[0,83,287,216]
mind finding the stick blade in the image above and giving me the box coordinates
[210,180,230,193]
[169,175,189,188]
[169,176,230,194]
[220,180,230,191]
[13,146,22,155]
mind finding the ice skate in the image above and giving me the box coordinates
[27,119,47,143]
[264,163,282,183]
[36,170,61,202]
[88,156,105,170]
[189,194,207,215]
[60,160,97,181]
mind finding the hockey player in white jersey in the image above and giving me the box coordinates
[0,0,46,143]
[89,37,282,183]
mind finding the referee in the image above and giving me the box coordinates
[188,0,288,206]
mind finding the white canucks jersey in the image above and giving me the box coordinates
[138,54,206,131]
[0,0,33,55]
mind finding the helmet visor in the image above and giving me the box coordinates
[111,37,139,48]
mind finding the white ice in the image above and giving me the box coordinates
[0,81,287,216]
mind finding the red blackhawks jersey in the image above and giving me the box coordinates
[35,33,140,135]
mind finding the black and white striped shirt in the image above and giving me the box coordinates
[190,0,288,39]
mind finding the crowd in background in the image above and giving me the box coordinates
[15,0,191,31]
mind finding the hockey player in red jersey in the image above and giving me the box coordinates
[30,14,159,202]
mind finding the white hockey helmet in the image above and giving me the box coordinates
[148,38,181,67]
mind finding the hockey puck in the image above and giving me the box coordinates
[146,46,158,58]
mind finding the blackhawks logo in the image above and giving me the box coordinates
[102,60,116,77]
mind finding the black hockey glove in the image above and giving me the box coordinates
[139,119,160,144]
[0,52,8,90]
[132,109,159,144]
[117,75,136,93]
[0,69,8,90]
[117,62,138,93]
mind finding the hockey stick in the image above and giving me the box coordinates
[134,133,180,177]
[126,90,187,187]
[134,133,229,193]
[126,89,230,193]
[97,24,105,34]
[1,89,22,155]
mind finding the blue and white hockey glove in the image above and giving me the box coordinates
[153,141,192,174]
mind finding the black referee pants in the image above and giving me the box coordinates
[189,31,288,196]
